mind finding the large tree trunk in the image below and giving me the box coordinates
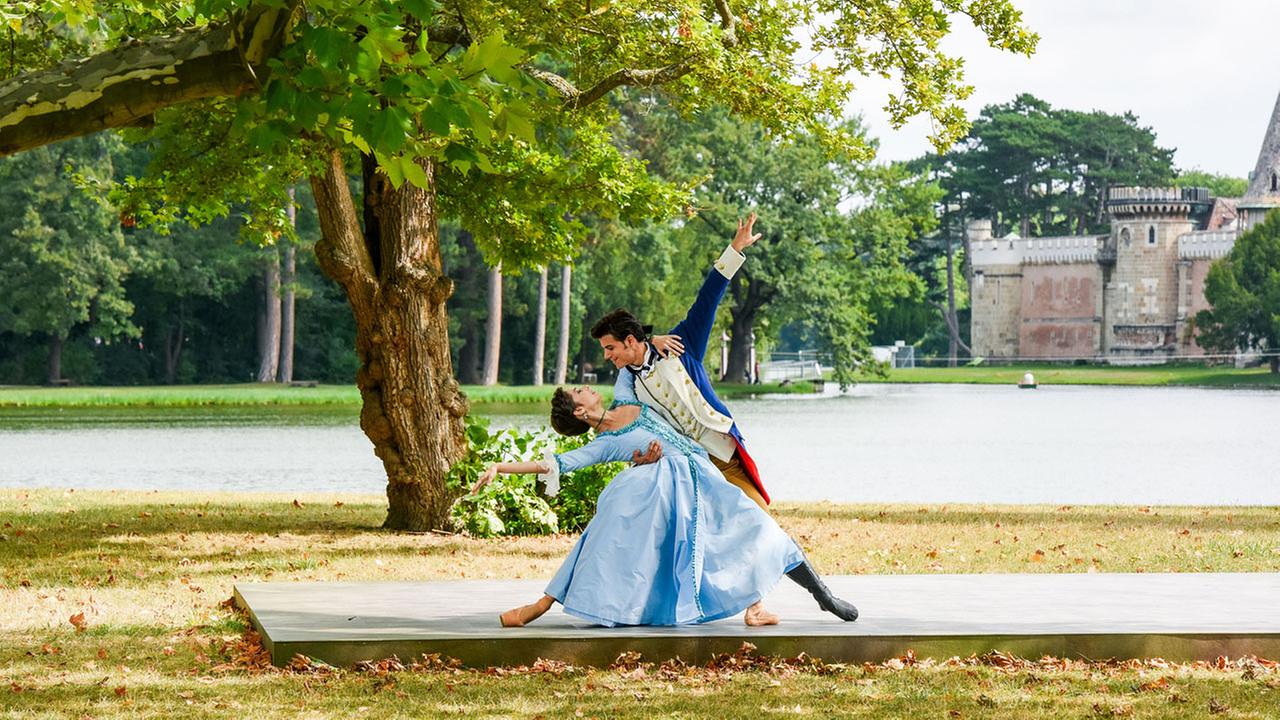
[456,322,483,384]
[310,149,467,531]
[47,333,64,385]
[945,232,959,367]
[724,306,754,383]
[164,318,185,384]
[532,266,548,385]
[278,188,297,383]
[481,265,502,386]
[1271,355,1279,374]
[256,250,282,382]
[554,264,572,384]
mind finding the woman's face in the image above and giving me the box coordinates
[569,385,602,418]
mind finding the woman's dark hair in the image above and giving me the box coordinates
[550,387,590,436]
[591,308,647,344]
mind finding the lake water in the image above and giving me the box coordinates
[1,384,1277,505]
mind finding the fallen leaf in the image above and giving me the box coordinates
[114,685,127,697]
[292,499,304,508]
[69,612,87,632]
[96,648,108,660]
[1208,698,1230,714]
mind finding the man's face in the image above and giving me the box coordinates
[598,333,646,369]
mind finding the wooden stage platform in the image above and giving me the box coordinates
[234,573,1280,667]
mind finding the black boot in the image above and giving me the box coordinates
[786,561,858,621]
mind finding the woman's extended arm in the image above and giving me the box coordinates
[470,460,550,495]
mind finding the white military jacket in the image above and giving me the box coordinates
[627,244,746,462]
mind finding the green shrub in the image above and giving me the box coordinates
[447,416,625,537]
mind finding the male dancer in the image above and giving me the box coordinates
[592,213,858,622]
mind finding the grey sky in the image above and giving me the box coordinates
[852,0,1280,177]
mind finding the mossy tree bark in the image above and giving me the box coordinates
[309,149,468,531]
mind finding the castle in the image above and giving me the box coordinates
[970,92,1280,362]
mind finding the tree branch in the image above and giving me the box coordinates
[713,0,739,47]
[524,62,693,110]
[310,148,379,314]
[0,3,296,156]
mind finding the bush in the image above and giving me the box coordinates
[447,416,625,537]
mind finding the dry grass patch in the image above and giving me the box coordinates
[3,489,1280,718]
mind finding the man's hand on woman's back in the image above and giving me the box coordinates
[651,334,685,359]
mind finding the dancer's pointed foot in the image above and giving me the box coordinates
[744,601,779,626]
[500,595,554,627]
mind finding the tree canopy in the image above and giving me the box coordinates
[1,0,1039,530]
[1196,210,1280,373]
[922,93,1175,239]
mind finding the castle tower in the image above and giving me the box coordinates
[1104,187,1210,361]
[967,219,1023,358]
[1239,88,1280,229]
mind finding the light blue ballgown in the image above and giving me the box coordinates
[540,402,805,627]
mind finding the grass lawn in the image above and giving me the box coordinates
[0,380,816,410]
[867,364,1280,388]
[2,488,1279,718]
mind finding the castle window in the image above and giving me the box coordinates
[1147,226,1156,245]
[1272,172,1278,192]
[1120,228,1131,247]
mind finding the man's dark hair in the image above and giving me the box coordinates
[591,308,647,344]
[550,387,590,436]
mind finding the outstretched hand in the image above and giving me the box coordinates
[470,464,498,495]
[732,212,762,253]
[631,441,663,466]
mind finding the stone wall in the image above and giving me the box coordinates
[1177,258,1219,355]
[970,264,1022,358]
[1018,263,1102,358]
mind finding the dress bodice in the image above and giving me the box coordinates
[539,403,706,496]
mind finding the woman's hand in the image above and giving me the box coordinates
[471,464,498,495]
[651,334,685,359]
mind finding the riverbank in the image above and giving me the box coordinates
[865,364,1280,388]
[0,380,816,409]
[2,488,1278,718]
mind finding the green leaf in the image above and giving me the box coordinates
[402,0,438,22]
[459,43,483,78]
[263,79,295,115]
[375,152,405,188]
[355,37,383,80]
[499,108,536,144]
[444,143,477,174]
[401,157,430,189]
[475,31,525,84]
[371,107,411,153]
[421,99,453,136]
[307,27,349,71]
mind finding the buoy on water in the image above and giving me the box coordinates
[1018,372,1037,389]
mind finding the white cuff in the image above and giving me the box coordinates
[713,245,745,279]
[539,448,561,497]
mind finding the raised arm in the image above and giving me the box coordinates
[670,213,761,360]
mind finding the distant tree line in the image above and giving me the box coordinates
[0,93,1254,386]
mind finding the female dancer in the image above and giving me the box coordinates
[472,385,823,628]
